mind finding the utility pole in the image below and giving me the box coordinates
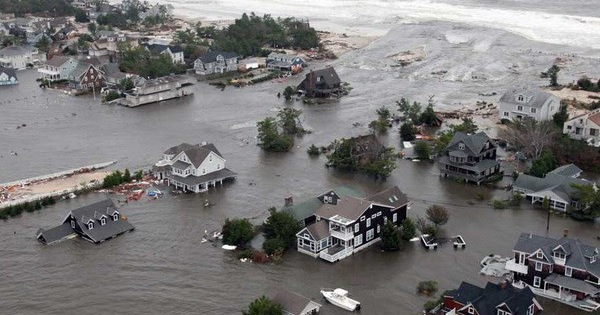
[543,197,550,231]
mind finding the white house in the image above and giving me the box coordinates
[153,142,236,193]
[563,109,600,146]
[498,86,560,121]
[143,43,184,64]
[0,45,45,70]
[0,67,18,85]
[37,56,78,81]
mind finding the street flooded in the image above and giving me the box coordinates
[2,3,600,312]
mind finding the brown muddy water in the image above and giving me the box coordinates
[0,61,598,314]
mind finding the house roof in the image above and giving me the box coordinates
[499,86,556,108]
[45,56,73,67]
[198,50,238,63]
[0,45,32,56]
[0,66,17,78]
[447,281,538,315]
[447,131,494,155]
[144,43,183,54]
[305,220,330,240]
[316,196,376,221]
[101,63,127,79]
[172,160,191,170]
[367,185,408,208]
[164,142,196,155]
[166,168,237,186]
[303,67,341,87]
[588,111,600,127]
[513,233,600,277]
[513,165,590,202]
[36,223,76,244]
[268,289,321,315]
[281,186,364,222]
[544,273,600,295]
[548,163,582,178]
[183,143,223,168]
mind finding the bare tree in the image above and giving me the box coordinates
[502,118,557,160]
[426,205,449,227]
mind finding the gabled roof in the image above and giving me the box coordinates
[268,289,321,315]
[303,67,340,86]
[143,43,183,54]
[0,66,17,79]
[69,199,134,243]
[317,196,385,222]
[282,186,364,222]
[305,220,329,240]
[164,142,196,155]
[0,45,33,56]
[513,165,590,201]
[183,143,223,168]
[588,111,600,127]
[198,50,238,63]
[447,281,538,315]
[500,86,556,108]
[45,56,74,67]
[367,186,408,208]
[548,163,582,178]
[447,131,494,155]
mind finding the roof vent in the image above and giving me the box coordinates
[200,141,207,146]
[563,229,569,237]
[284,196,293,207]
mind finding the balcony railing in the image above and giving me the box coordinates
[319,246,353,263]
[505,258,528,274]
[330,229,354,241]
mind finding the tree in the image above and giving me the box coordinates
[553,103,569,129]
[380,220,403,251]
[243,296,282,315]
[396,97,422,123]
[119,77,134,90]
[419,104,437,126]
[277,108,304,135]
[547,65,560,87]
[569,184,600,221]
[414,141,431,160]
[307,144,320,156]
[262,208,300,255]
[257,117,294,152]
[451,118,478,134]
[87,23,97,35]
[400,218,417,241]
[426,205,449,227]
[282,86,295,100]
[503,118,557,160]
[123,169,131,182]
[400,121,416,141]
[75,9,89,22]
[416,217,437,236]
[35,36,50,53]
[326,136,397,179]
[222,218,254,246]
[376,106,391,121]
[577,77,593,91]
[527,151,557,177]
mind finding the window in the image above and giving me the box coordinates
[533,276,541,288]
[310,242,315,251]
[567,125,572,130]
[536,251,543,259]
[113,213,118,221]
[209,155,212,161]
[497,310,510,315]
[298,238,304,247]
[517,105,523,111]
[366,218,371,228]
[528,304,535,315]
[320,239,328,249]
[70,220,75,229]
[518,95,524,102]
[202,169,206,174]
[393,213,398,222]
[354,223,359,233]
[354,234,363,246]
[535,261,543,271]
[377,225,380,233]
[459,143,465,150]
[366,229,374,241]
[217,164,220,169]
[565,266,572,277]
[590,128,598,136]
[504,112,509,117]
[531,108,536,113]
[88,222,94,230]
[468,307,474,314]
[576,127,582,135]
[101,217,106,225]
[371,214,376,219]
[553,251,565,260]
[377,211,381,217]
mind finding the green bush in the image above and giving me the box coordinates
[492,199,507,209]
[263,237,287,255]
[307,144,320,156]
[381,220,403,251]
[222,218,255,247]
[417,281,439,296]
[400,218,417,241]
[509,193,523,207]
[424,300,440,312]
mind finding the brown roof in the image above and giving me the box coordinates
[368,186,408,209]
[164,143,196,155]
[588,112,600,127]
[316,196,371,221]
[268,289,320,315]
[306,220,329,240]
[46,56,72,67]
[184,143,223,168]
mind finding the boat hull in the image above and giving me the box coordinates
[321,290,360,311]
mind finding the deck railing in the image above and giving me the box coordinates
[319,247,353,262]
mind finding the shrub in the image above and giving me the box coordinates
[400,121,416,141]
[243,296,283,315]
[475,193,486,201]
[509,193,523,207]
[222,218,255,247]
[424,300,440,312]
[414,141,431,160]
[307,144,320,156]
[426,205,449,227]
[380,220,403,251]
[400,218,417,241]
[417,281,439,296]
[492,199,507,209]
[263,238,287,255]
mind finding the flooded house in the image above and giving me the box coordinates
[122,75,194,107]
[193,50,239,75]
[268,288,322,315]
[153,142,236,193]
[67,61,104,91]
[433,281,542,315]
[143,43,185,64]
[38,56,79,81]
[513,164,588,212]
[498,86,560,122]
[297,67,342,98]
[505,232,600,311]
[295,186,409,262]
[36,199,134,245]
[0,66,18,85]
[266,52,305,73]
[563,109,600,147]
[0,45,45,70]
[437,131,500,185]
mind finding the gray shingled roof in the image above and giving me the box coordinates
[513,167,590,201]
[301,67,341,87]
[447,281,537,315]
[268,289,321,315]
[282,186,364,222]
[0,66,16,79]
[447,131,494,155]
[548,164,582,178]
[46,56,73,67]
[70,199,134,243]
[368,185,408,208]
[164,143,196,155]
[500,86,555,108]
[143,43,183,54]
[0,45,31,56]
[305,220,329,240]
[183,143,223,168]
[36,223,75,244]
[172,160,191,170]
[317,196,375,221]
[545,274,600,295]
[198,50,238,63]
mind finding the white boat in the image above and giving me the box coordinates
[320,288,361,311]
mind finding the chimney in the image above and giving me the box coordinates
[529,231,532,239]
[284,196,293,207]
[563,229,569,237]
[499,280,508,289]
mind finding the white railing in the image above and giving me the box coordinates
[330,230,353,241]
[505,258,528,274]
[319,247,353,262]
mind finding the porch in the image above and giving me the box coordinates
[513,279,600,312]
[319,244,353,263]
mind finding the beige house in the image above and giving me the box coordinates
[563,109,600,146]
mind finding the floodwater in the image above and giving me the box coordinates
[2,1,600,313]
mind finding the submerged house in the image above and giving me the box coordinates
[437,131,500,185]
[505,232,600,311]
[266,52,305,73]
[153,142,236,193]
[122,75,194,107]
[36,199,134,244]
[434,281,542,315]
[0,66,18,85]
[297,67,342,98]
[499,86,560,122]
[513,164,589,212]
[268,289,322,315]
[295,186,409,262]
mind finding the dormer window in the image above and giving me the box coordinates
[498,310,511,315]
[88,222,94,230]
[517,105,523,111]
[459,143,465,150]
[468,307,475,314]
[101,217,106,225]
[518,95,524,102]
[113,213,119,221]
[553,251,565,260]
[70,220,75,229]
[536,251,543,259]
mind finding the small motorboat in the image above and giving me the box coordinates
[320,288,361,311]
